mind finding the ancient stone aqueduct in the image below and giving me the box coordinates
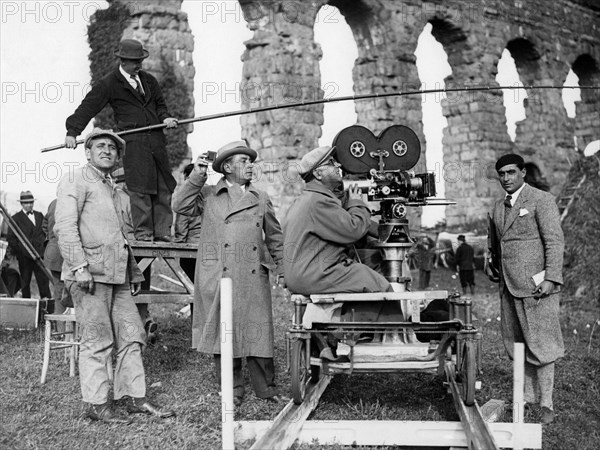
[114,0,599,226]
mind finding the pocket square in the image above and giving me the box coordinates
[519,208,529,217]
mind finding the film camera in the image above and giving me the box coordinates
[333,125,451,285]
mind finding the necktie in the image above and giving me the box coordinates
[131,76,144,96]
[26,211,33,215]
[503,195,512,226]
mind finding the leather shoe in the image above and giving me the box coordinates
[144,320,158,346]
[87,403,132,424]
[265,394,291,403]
[540,407,555,424]
[154,235,172,243]
[127,398,175,418]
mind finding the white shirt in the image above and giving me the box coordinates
[119,65,143,94]
[23,209,36,224]
[505,182,526,207]
[225,180,246,192]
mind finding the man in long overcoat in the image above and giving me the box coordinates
[64,39,178,242]
[172,141,287,406]
[489,153,564,424]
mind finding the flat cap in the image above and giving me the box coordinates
[84,128,126,154]
[298,146,336,176]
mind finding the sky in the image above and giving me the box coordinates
[0,1,580,226]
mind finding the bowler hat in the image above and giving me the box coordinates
[19,191,35,203]
[114,39,149,60]
[84,128,126,154]
[298,146,336,177]
[457,235,465,241]
[212,141,257,173]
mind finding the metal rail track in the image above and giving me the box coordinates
[242,362,500,450]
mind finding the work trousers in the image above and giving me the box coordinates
[130,167,173,240]
[17,257,51,299]
[214,354,278,399]
[68,280,146,404]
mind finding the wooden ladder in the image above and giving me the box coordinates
[557,174,586,223]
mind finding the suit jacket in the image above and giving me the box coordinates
[488,183,564,298]
[65,66,176,194]
[54,164,143,285]
[7,210,46,260]
[455,242,475,271]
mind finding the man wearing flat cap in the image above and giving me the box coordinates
[6,190,51,299]
[489,153,564,424]
[172,141,288,406]
[64,38,178,242]
[283,146,390,295]
[55,128,174,423]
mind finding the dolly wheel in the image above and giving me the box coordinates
[458,340,477,406]
[291,340,309,404]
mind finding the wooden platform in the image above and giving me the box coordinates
[130,241,197,305]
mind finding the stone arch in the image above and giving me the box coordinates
[430,17,510,226]
[571,54,600,150]
[507,36,573,194]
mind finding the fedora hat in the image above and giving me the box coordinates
[114,39,149,60]
[84,128,126,154]
[298,146,336,176]
[19,191,35,203]
[212,141,257,173]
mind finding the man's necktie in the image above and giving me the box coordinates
[503,195,512,225]
[26,211,33,215]
[131,76,144,96]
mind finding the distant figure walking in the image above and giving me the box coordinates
[414,237,435,290]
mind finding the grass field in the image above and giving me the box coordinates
[1,267,598,450]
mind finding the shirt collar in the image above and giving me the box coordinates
[86,163,114,184]
[119,65,139,82]
[506,182,526,206]
[225,179,246,192]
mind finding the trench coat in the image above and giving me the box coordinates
[65,67,176,195]
[489,183,564,365]
[172,172,284,357]
[282,180,390,295]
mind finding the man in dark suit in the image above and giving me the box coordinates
[488,153,564,425]
[455,234,475,295]
[6,191,51,298]
[64,39,178,242]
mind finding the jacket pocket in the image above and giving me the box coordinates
[83,244,104,276]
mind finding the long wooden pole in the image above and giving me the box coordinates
[513,342,525,450]
[40,84,597,153]
[220,277,235,450]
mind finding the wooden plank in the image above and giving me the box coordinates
[317,357,439,372]
[0,298,40,329]
[162,257,195,294]
[130,242,198,258]
[337,342,431,361]
[133,294,193,304]
[136,257,155,273]
[310,290,448,303]
[248,375,332,450]
[236,421,541,448]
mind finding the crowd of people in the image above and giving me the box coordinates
[0,39,564,426]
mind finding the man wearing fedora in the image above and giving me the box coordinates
[64,38,178,242]
[55,128,174,423]
[6,191,51,299]
[172,141,288,406]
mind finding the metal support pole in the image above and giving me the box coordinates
[220,277,234,450]
[513,343,525,450]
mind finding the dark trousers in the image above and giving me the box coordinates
[0,267,21,296]
[17,257,51,298]
[214,354,278,399]
[130,168,173,240]
[418,269,431,290]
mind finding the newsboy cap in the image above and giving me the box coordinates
[19,191,35,203]
[114,39,149,60]
[298,146,336,177]
[212,140,257,173]
[495,153,525,171]
[84,128,126,154]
